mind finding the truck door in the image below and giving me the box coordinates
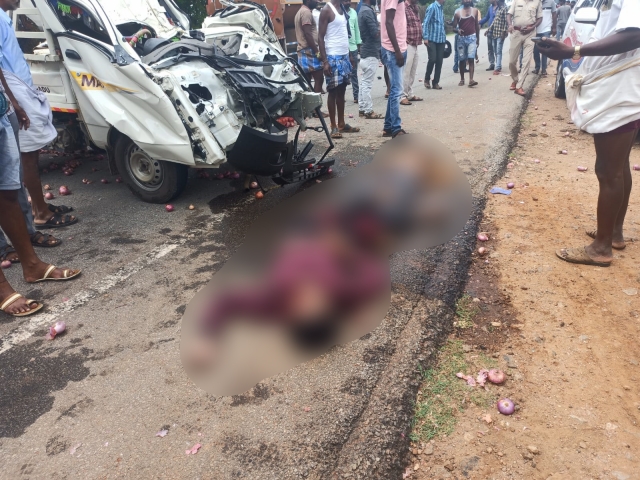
[31,0,194,164]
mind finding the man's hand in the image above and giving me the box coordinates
[502,32,508,40]
[508,25,514,34]
[551,27,557,37]
[423,39,429,46]
[459,28,465,35]
[484,30,488,37]
[14,105,30,130]
[322,61,332,77]
[394,50,405,67]
[537,36,574,60]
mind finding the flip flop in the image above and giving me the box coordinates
[400,99,412,106]
[364,112,383,119]
[339,124,360,133]
[382,130,393,137]
[330,128,343,139]
[555,247,611,267]
[458,80,465,86]
[408,96,423,102]
[585,230,631,250]
[48,204,73,214]
[1,293,43,317]
[31,264,82,283]
[0,245,19,264]
[468,80,478,87]
[35,213,78,230]
[493,70,502,75]
[31,231,62,248]
[392,129,408,138]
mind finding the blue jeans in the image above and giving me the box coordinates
[381,47,406,135]
[0,112,36,252]
[349,50,359,101]
[534,30,551,72]
[491,36,505,71]
[453,34,460,72]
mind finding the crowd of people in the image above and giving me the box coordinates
[294,0,577,138]
[0,0,81,317]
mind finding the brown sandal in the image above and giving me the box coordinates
[555,247,611,267]
[364,112,383,119]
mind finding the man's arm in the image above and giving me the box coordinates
[539,28,640,59]
[301,23,318,53]
[385,7,404,66]
[452,11,462,35]
[0,69,29,130]
[551,10,557,37]
[475,9,481,45]
[422,6,433,45]
[479,8,490,27]
[318,7,331,75]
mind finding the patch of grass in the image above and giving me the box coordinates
[411,340,493,443]
[454,294,480,329]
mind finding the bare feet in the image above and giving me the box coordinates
[585,229,628,250]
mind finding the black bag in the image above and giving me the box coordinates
[443,40,452,59]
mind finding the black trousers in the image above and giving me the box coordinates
[425,42,445,85]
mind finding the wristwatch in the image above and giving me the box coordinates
[572,45,581,60]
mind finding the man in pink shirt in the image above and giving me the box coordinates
[380,0,408,138]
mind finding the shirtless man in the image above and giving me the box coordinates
[452,0,480,87]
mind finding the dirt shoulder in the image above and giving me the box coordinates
[408,78,640,479]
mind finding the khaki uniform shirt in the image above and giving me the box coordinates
[508,0,542,28]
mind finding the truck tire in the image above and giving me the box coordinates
[554,63,566,99]
[115,136,188,204]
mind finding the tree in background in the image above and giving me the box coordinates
[174,0,207,28]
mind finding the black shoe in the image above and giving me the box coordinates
[486,65,495,71]
[532,69,540,74]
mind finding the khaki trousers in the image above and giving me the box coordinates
[509,30,535,90]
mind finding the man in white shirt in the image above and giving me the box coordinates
[532,0,556,75]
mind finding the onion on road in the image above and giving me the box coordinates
[497,398,515,415]
[488,369,506,384]
[477,232,489,242]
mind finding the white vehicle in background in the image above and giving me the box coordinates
[554,0,609,99]
[15,0,332,203]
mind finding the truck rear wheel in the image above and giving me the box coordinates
[115,136,188,204]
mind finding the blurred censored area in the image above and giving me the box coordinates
[181,135,473,396]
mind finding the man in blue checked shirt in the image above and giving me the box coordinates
[422,0,446,90]
[479,0,497,71]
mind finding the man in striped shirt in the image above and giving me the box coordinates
[422,0,446,90]
[401,0,424,104]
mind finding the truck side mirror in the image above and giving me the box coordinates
[574,7,599,23]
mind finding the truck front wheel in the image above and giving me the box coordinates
[115,136,188,204]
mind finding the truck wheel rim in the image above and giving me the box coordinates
[127,145,163,191]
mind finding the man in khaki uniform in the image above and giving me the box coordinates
[506,0,542,96]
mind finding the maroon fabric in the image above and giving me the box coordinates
[609,119,640,134]
[459,12,477,36]
[405,3,422,46]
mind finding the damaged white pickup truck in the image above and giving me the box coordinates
[19,0,332,202]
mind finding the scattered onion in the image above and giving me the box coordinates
[1,260,11,269]
[115,177,123,183]
[216,173,225,180]
[497,398,515,415]
[634,165,640,171]
[43,184,51,191]
[507,182,515,189]
[58,186,70,196]
[561,150,568,155]
[250,181,259,189]
[488,369,506,384]
[255,191,264,199]
[46,321,66,340]
[101,178,109,184]
[231,172,240,179]
[165,204,174,212]
[188,205,195,210]
[534,159,540,164]
[477,232,489,242]
[478,247,487,256]
[542,122,547,126]
[577,166,588,172]
[327,167,333,174]
[44,192,54,200]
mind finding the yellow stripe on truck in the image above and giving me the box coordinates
[70,72,134,92]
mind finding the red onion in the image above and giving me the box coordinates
[43,184,51,191]
[250,181,259,189]
[477,232,489,242]
[46,321,66,340]
[165,204,174,212]
[255,191,264,199]
[327,167,333,174]
[115,177,123,183]
[44,192,54,200]
[188,204,195,210]
[82,178,88,184]
[534,159,540,164]
[497,398,515,415]
[478,247,487,256]
[542,122,547,126]
[560,150,568,155]
[507,182,515,189]
[216,173,225,180]
[231,172,240,179]
[63,170,73,176]
[488,369,506,384]
[633,165,640,171]
[58,186,70,196]
[1,260,11,269]
[534,106,538,110]
[101,179,109,184]
[577,166,588,172]
[91,168,98,172]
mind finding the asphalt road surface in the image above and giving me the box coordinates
[0,35,540,479]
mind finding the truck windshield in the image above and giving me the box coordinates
[47,0,111,44]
